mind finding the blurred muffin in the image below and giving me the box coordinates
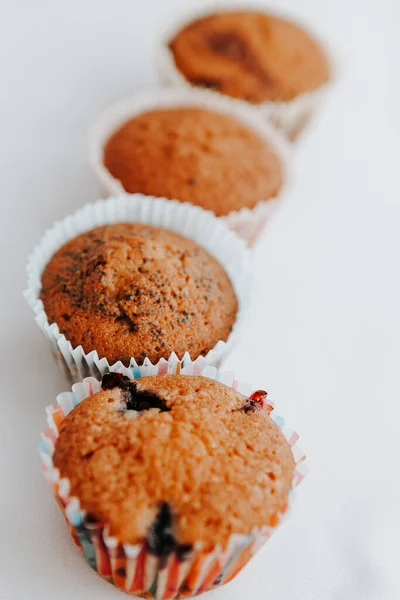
[40,222,238,366]
[160,10,331,139]
[103,106,283,216]
[169,11,330,103]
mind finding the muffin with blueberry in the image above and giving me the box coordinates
[42,371,304,598]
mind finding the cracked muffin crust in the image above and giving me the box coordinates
[169,11,330,103]
[53,374,295,553]
[40,223,238,365]
[102,107,283,216]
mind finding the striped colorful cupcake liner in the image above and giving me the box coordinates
[88,88,291,245]
[155,2,333,141]
[24,194,252,383]
[40,358,307,599]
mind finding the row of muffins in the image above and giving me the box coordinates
[89,7,331,244]
[29,6,327,599]
[34,198,305,598]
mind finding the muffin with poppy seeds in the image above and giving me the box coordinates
[39,222,238,366]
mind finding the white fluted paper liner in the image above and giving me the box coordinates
[88,87,291,245]
[24,194,252,383]
[155,2,333,141]
[40,359,307,599]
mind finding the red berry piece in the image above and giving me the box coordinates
[243,390,269,413]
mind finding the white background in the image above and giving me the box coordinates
[1,0,399,598]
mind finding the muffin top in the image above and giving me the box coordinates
[40,223,238,365]
[53,373,295,552]
[169,11,330,103]
[103,107,283,216]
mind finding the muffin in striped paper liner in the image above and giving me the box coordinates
[155,2,333,141]
[39,357,307,599]
[24,194,252,383]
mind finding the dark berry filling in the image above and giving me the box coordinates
[243,390,268,413]
[125,387,171,412]
[83,512,101,525]
[101,372,131,389]
[101,373,171,413]
[146,503,192,567]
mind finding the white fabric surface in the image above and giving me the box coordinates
[0,0,399,599]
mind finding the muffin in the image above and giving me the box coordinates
[159,10,331,139]
[42,370,302,598]
[25,195,252,382]
[102,106,283,217]
[89,90,290,245]
[169,12,330,103]
[40,222,238,366]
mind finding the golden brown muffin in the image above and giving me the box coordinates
[169,12,330,103]
[103,107,282,216]
[53,373,295,552]
[40,223,238,365]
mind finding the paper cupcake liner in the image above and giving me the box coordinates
[88,87,291,245]
[24,194,252,383]
[40,358,307,599]
[155,2,333,141]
